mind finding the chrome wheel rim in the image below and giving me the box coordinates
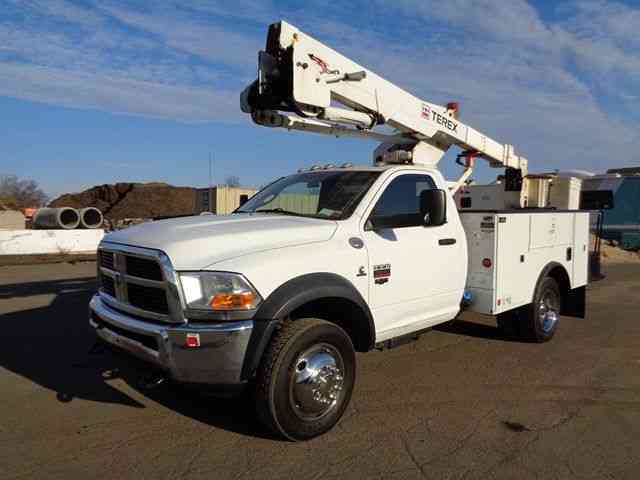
[289,343,345,420]
[539,290,560,334]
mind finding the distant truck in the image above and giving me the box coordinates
[88,21,589,440]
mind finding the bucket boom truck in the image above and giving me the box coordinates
[89,21,590,441]
[240,21,529,195]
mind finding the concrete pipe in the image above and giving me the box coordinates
[79,207,104,229]
[32,207,81,230]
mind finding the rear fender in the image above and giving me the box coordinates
[536,262,586,319]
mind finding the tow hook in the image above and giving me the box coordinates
[137,372,167,390]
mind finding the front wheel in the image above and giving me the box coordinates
[255,318,356,441]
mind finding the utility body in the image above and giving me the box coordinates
[89,21,589,440]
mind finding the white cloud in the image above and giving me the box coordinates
[0,62,240,123]
[181,0,280,24]
[377,0,640,92]
[0,0,638,175]
[384,0,552,44]
[96,3,262,70]
[0,1,249,122]
[359,0,640,172]
[10,0,106,26]
[562,0,640,48]
[552,1,640,90]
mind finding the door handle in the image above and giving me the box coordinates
[439,238,457,246]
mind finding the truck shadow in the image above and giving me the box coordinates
[0,276,273,440]
[434,318,506,341]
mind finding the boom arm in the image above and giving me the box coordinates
[241,21,528,183]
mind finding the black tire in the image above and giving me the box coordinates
[497,277,562,343]
[255,318,356,441]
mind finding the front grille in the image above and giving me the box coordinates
[98,246,178,323]
[92,312,158,352]
[98,250,115,270]
[101,275,116,297]
[126,256,163,281]
[127,283,169,314]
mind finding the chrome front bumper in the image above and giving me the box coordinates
[89,294,253,385]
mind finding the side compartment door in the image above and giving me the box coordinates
[572,212,589,288]
[362,173,465,341]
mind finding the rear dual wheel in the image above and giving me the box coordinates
[497,276,561,343]
[255,318,356,441]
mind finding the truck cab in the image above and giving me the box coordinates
[90,164,469,438]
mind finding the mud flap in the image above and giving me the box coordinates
[562,286,586,319]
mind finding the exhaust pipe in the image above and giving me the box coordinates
[79,207,104,229]
[32,207,80,230]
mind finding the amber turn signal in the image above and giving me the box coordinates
[210,292,258,310]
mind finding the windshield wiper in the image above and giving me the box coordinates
[255,208,305,216]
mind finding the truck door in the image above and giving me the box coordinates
[362,173,466,341]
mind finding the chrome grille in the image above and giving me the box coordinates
[127,283,169,313]
[98,250,115,270]
[101,275,116,298]
[125,256,163,281]
[97,244,184,324]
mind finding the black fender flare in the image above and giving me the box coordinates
[256,272,373,323]
[241,273,375,380]
[534,262,568,298]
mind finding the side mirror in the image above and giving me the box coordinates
[420,189,447,226]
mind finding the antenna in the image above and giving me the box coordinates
[207,152,215,213]
[208,152,213,189]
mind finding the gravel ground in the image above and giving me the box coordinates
[1,261,640,480]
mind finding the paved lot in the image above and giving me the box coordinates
[1,261,640,480]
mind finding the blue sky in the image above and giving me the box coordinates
[1,0,639,199]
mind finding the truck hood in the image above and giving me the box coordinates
[104,214,338,270]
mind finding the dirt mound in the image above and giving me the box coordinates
[49,183,195,220]
[600,241,640,264]
[0,198,19,211]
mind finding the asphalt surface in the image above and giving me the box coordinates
[1,261,639,480]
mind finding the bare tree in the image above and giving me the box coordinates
[224,175,241,188]
[0,175,49,208]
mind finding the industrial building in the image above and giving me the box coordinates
[195,186,258,214]
[582,170,640,250]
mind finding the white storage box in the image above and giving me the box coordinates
[549,177,582,210]
[460,211,589,315]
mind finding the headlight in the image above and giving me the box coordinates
[179,272,262,311]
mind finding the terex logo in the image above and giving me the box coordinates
[427,108,458,133]
[421,104,431,119]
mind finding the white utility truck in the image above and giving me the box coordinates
[89,21,589,440]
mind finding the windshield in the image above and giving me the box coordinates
[237,170,380,219]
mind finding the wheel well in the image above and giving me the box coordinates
[547,265,571,297]
[289,297,373,352]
